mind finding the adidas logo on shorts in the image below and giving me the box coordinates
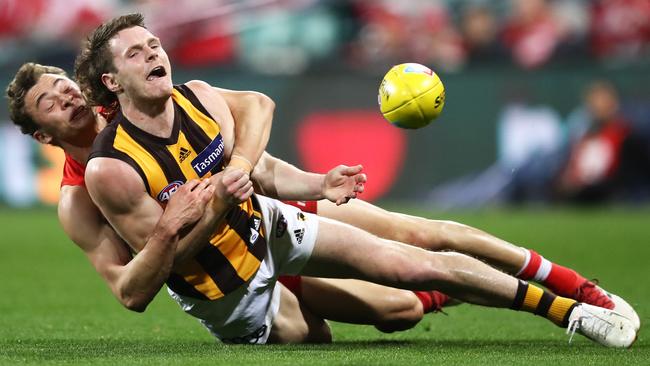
[293,228,305,245]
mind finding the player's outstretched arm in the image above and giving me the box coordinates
[58,180,213,312]
[252,152,366,205]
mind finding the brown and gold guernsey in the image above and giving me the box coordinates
[89,84,267,300]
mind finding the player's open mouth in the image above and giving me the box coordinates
[147,66,167,81]
[70,105,87,122]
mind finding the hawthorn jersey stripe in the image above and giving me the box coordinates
[113,124,169,197]
[173,88,222,143]
[88,84,267,300]
[174,258,227,299]
[167,272,210,300]
[179,117,212,162]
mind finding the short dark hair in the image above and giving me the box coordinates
[6,63,67,135]
[75,13,145,107]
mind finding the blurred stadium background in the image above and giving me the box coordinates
[1,0,649,208]
[2,1,650,364]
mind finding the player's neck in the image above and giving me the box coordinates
[119,96,174,138]
[62,143,92,166]
[59,115,100,164]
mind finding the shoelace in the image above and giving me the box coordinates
[566,311,614,345]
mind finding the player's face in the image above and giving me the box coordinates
[25,74,96,146]
[107,26,173,102]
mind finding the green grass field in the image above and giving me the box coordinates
[1,206,648,365]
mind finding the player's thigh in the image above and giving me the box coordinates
[317,199,405,239]
[300,277,422,325]
[317,199,445,249]
[268,284,331,344]
[301,217,448,287]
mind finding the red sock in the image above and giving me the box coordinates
[517,250,587,298]
[278,275,303,299]
[413,291,449,313]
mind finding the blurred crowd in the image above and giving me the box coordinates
[1,0,649,207]
[429,79,650,207]
[1,0,649,72]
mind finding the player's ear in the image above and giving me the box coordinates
[33,130,53,145]
[101,72,121,93]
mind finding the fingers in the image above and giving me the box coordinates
[341,164,363,176]
[222,167,247,185]
[336,195,354,206]
[199,185,216,203]
[232,179,253,200]
[192,178,211,192]
[182,179,201,191]
[239,185,254,202]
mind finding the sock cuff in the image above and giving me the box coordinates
[548,297,578,327]
[533,257,552,282]
[518,250,543,280]
[515,248,532,277]
[522,284,545,313]
[511,280,529,310]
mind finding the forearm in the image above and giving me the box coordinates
[107,217,180,312]
[117,224,179,311]
[227,93,274,173]
[253,153,326,201]
[173,199,230,267]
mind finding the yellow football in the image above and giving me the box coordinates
[378,63,445,129]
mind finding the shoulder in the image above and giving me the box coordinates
[180,80,230,121]
[184,79,214,94]
[183,80,230,103]
[85,157,148,214]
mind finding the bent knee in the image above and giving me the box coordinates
[269,317,332,344]
[374,292,423,333]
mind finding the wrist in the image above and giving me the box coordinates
[228,154,253,174]
[317,174,327,200]
[155,217,183,238]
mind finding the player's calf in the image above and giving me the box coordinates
[268,286,332,344]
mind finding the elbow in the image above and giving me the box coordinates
[252,92,275,117]
[119,292,152,313]
[122,297,149,313]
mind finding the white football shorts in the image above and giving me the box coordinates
[167,195,318,344]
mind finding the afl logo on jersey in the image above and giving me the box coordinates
[157,180,184,203]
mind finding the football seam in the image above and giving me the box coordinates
[385,85,442,116]
[387,73,440,112]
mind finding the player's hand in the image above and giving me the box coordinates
[163,179,215,230]
[209,168,254,205]
[322,165,366,205]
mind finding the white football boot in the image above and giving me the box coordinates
[598,286,641,331]
[566,303,637,348]
[575,281,641,331]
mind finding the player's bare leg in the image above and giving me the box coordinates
[303,217,518,306]
[317,199,640,329]
[267,285,331,344]
[299,216,637,348]
[318,199,531,273]
[297,277,451,333]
